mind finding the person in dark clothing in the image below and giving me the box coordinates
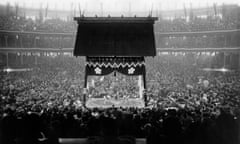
[163,109,183,144]
[1,113,17,144]
[17,113,43,144]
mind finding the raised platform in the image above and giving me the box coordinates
[86,98,144,108]
[59,138,146,144]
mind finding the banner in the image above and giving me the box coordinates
[85,57,145,76]
[86,64,145,76]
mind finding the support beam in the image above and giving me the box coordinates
[4,36,8,47]
[20,36,23,48]
[34,37,37,48]
[83,68,88,107]
[35,54,38,65]
[138,75,143,99]
[223,52,226,67]
[142,69,147,107]
[239,52,240,70]
[20,53,23,65]
[6,52,9,67]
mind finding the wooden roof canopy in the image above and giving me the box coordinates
[73,16,158,56]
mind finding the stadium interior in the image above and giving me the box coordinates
[0,2,240,144]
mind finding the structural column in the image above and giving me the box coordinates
[138,75,146,100]
[229,53,234,69]
[83,68,88,107]
[15,35,18,47]
[20,36,23,48]
[6,52,9,67]
[223,52,226,67]
[4,36,8,47]
[34,54,38,65]
[238,52,240,70]
[34,37,37,48]
[20,53,23,65]
[142,68,147,107]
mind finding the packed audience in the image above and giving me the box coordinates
[1,16,240,49]
[0,54,239,144]
[1,5,240,33]
[1,7,240,49]
[155,16,239,32]
[0,15,76,32]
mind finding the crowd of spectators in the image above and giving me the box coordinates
[145,56,240,113]
[155,16,239,32]
[0,54,239,144]
[0,56,85,110]
[0,9,240,33]
[2,31,239,49]
[0,15,76,32]
[1,14,240,49]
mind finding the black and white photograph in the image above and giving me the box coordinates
[0,0,240,144]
